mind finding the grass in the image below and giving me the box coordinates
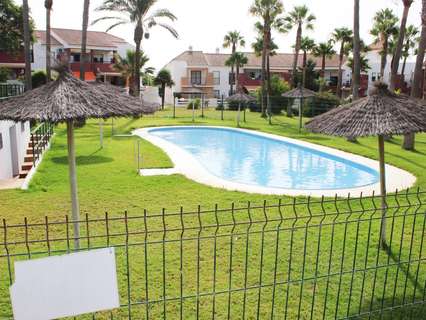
[0,108,425,319]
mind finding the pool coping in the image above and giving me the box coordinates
[133,126,417,197]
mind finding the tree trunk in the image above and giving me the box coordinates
[302,50,307,88]
[380,37,388,79]
[80,0,90,81]
[45,1,52,82]
[320,55,326,92]
[401,54,408,77]
[292,23,302,88]
[260,26,268,118]
[266,30,272,122]
[134,21,143,97]
[337,43,344,98]
[230,43,236,95]
[22,0,32,91]
[349,0,361,142]
[404,0,426,150]
[161,84,166,110]
[390,2,411,91]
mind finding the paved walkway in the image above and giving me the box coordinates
[0,177,24,190]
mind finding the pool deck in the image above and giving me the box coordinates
[133,126,416,197]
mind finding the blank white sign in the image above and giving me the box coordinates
[10,248,120,320]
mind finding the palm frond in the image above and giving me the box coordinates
[154,23,179,39]
[147,8,177,21]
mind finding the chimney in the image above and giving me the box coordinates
[215,48,220,54]
[188,46,193,54]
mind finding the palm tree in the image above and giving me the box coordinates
[113,50,152,94]
[331,27,353,98]
[401,25,419,76]
[223,31,245,95]
[370,8,399,79]
[283,5,316,87]
[299,36,316,87]
[225,52,248,93]
[313,41,336,91]
[45,0,52,82]
[94,0,178,97]
[390,0,414,91]
[404,0,426,150]
[347,55,370,73]
[352,0,361,101]
[250,0,284,118]
[154,69,174,110]
[22,0,32,90]
[80,0,90,81]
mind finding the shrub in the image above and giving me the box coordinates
[0,68,11,83]
[187,98,201,110]
[304,91,341,117]
[32,70,48,88]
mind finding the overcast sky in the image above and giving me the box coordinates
[17,0,423,71]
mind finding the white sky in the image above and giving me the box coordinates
[17,0,422,71]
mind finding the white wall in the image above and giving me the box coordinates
[210,66,230,98]
[0,121,30,180]
[164,60,187,105]
[141,86,161,104]
[32,43,61,71]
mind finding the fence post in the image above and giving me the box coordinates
[201,94,205,118]
[221,95,224,121]
[173,95,176,119]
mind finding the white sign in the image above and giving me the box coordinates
[10,248,120,320]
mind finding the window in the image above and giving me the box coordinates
[0,133,3,150]
[213,71,220,85]
[246,69,262,80]
[329,76,338,86]
[191,71,202,85]
[214,90,221,99]
[72,54,81,62]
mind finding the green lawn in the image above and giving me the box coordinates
[0,108,425,319]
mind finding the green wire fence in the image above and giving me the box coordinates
[1,189,425,319]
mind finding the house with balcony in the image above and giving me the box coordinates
[32,28,134,84]
[163,48,353,104]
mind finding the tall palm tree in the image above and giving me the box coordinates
[299,36,316,87]
[250,0,284,118]
[113,50,152,94]
[154,69,174,110]
[331,27,353,98]
[390,0,414,91]
[94,0,178,97]
[284,5,316,87]
[370,8,399,79]
[313,41,336,90]
[401,25,419,76]
[404,0,426,150]
[45,0,52,82]
[80,0,90,81]
[223,31,245,95]
[22,0,32,90]
[352,0,361,101]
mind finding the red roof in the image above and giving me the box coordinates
[72,71,96,81]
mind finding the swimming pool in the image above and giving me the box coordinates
[134,126,415,196]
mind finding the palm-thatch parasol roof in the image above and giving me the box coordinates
[305,82,426,250]
[305,82,426,137]
[0,71,155,123]
[282,86,316,99]
[0,69,156,249]
[227,92,256,103]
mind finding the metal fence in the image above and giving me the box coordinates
[30,122,54,167]
[0,84,25,98]
[1,189,426,319]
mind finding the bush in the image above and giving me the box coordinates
[187,98,201,110]
[32,70,48,88]
[304,92,341,117]
[0,68,11,83]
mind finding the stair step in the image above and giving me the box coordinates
[21,162,33,171]
[19,170,29,179]
[24,155,34,162]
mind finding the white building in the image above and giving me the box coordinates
[0,120,30,180]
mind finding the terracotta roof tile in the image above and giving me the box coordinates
[176,51,342,69]
[35,28,128,48]
[34,30,61,46]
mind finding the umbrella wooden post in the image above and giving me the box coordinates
[237,102,241,128]
[299,97,303,133]
[378,135,388,250]
[67,120,80,250]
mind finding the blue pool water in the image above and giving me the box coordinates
[149,127,379,190]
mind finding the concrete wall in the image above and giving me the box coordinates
[0,121,30,180]
[141,86,161,104]
[164,60,188,105]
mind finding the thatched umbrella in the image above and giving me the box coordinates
[227,93,256,127]
[282,84,316,132]
[0,70,155,248]
[305,82,426,249]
